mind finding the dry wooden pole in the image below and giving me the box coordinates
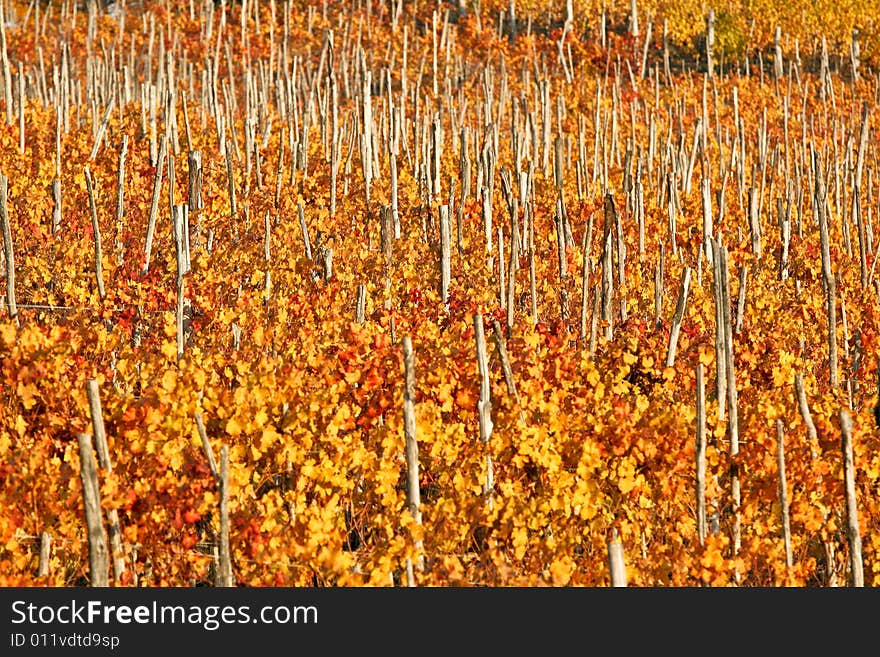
[381,205,394,264]
[195,412,219,479]
[18,60,27,155]
[773,26,784,80]
[86,379,125,582]
[874,361,880,430]
[401,336,424,574]
[143,135,167,274]
[654,242,664,326]
[176,276,186,359]
[0,0,10,126]
[776,419,793,574]
[794,372,818,458]
[607,530,627,587]
[329,48,339,216]
[665,266,691,366]
[715,239,740,564]
[114,134,128,265]
[356,283,367,324]
[84,166,106,301]
[705,9,715,78]
[839,410,864,587]
[589,280,600,358]
[735,264,749,334]
[556,206,567,281]
[322,246,333,282]
[482,185,493,259]
[172,204,191,280]
[712,237,727,420]
[780,201,790,281]
[76,432,109,587]
[474,313,494,507]
[601,201,614,342]
[747,187,762,259]
[88,97,115,161]
[0,172,15,322]
[37,531,51,579]
[506,206,519,333]
[439,204,451,308]
[701,177,713,265]
[298,200,312,260]
[579,214,594,343]
[216,444,234,587]
[497,225,506,309]
[492,319,525,425]
[52,178,62,237]
[854,102,870,290]
[528,218,538,324]
[226,146,238,222]
[815,154,838,387]
[696,362,707,546]
[173,204,191,359]
[187,149,203,245]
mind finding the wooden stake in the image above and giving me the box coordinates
[143,135,167,274]
[215,444,234,587]
[195,412,218,479]
[37,532,51,579]
[88,97,115,160]
[474,313,494,507]
[793,372,819,460]
[114,134,128,265]
[696,363,707,545]
[665,266,691,366]
[839,410,863,587]
[401,336,424,572]
[86,379,125,581]
[607,529,627,587]
[0,172,15,322]
[84,166,105,301]
[439,204,451,308]
[776,419,793,575]
[76,432,109,587]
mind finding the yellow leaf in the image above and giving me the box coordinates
[699,346,714,367]
[160,339,178,360]
[226,417,243,436]
[259,427,279,451]
[162,312,177,337]
[548,557,573,585]
[161,369,177,393]
[513,526,528,560]
[771,366,787,388]
[618,476,636,494]
[193,368,206,389]
[523,331,541,349]
[17,382,37,410]
[0,323,15,345]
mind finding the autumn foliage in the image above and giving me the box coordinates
[0,0,878,587]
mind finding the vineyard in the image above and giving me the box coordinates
[0,0,878,588]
